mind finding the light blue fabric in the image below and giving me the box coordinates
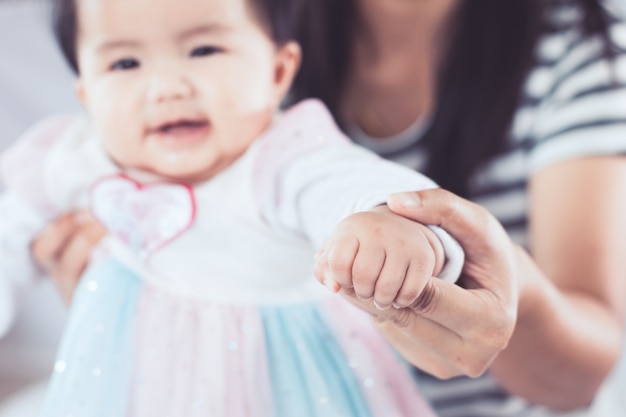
[39,259,141,417]
[260,304,373,417]
[38,267,380,416]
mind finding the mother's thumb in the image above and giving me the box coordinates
[388,189,491,246]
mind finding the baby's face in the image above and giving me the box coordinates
[75,0,298,182]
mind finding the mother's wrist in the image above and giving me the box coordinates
[514,245,553,321]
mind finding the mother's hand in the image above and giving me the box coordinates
[31,211,106,304]
[330,189,520,379]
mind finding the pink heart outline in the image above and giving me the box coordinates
[89,173,196,259]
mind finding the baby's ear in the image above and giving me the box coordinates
[74,78,88,107]
[273,41,301,102]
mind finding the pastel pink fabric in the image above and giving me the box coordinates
[128,285,272,417]
[1,116,77,215]
[323,297,438,417]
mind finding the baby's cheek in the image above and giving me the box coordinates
[102,134,141,167]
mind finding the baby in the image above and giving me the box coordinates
[0,0,462,415]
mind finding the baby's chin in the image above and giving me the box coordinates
[113,147,242,184]
[142,161,221,184]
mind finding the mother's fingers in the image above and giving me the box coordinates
[371,315,492,379]
[341,283,511,377]
[343,276,514,346]
[31,212,80,271]
[388,189,509,259]
[382,189,522,376]
[388,188,518,307]
[57,223,106,286]
[31,211,107,304]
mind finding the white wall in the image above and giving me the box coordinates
[0,0,81,154]
[0,0,77,408]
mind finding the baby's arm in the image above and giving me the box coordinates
[314,205,445,310]
[255,100,463,291]
[0,115,78,337]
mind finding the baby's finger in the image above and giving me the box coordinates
[314,244,340,292]
[393,260,432,308]
[352,243,385,301]
[373,258,410,310]
[313,245,328,284]
[326,235,359,289]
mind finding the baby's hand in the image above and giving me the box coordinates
[314,205,445,310]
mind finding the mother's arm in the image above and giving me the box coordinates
[489,156,626,410]
[333,156,626,411]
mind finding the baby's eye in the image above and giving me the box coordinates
[190,45,222,58]
[110,58,140,71]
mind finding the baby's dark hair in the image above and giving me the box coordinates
[52,0,302,74]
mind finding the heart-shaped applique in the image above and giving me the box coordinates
[90,174,196,259]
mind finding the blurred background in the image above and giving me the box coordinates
[0,0,78,415]
[1,0,626,415]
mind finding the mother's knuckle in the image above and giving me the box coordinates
[438,198,457,223]
[432,366,462,380]
[449,351,489,378]
[473,314,515,353]
[463,359,490,378]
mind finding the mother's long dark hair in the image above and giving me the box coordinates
[289,0,615,197]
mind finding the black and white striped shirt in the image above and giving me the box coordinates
[351,1,626,416]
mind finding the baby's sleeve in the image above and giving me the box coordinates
[0,192,50,337]
[0,116,76,337]
[254,100,464,283]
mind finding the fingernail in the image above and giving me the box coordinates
[355,293,372,302]
[373,300,391,311]
[393,192,421,208]
[323,276,339,293]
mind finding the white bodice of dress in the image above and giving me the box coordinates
[43,120,322,305]
[133,146,322,305]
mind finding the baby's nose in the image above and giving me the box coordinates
[146,68,194,103]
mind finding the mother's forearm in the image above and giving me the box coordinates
[490,258,623,411]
